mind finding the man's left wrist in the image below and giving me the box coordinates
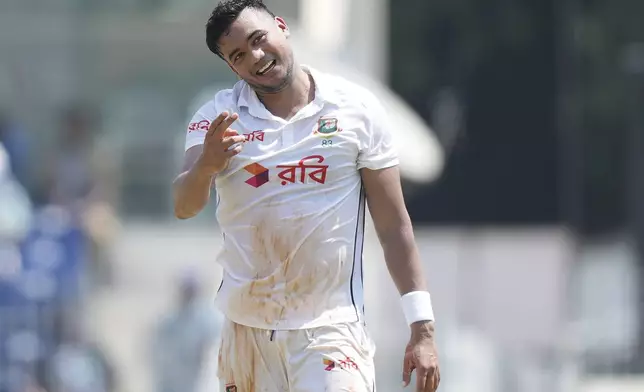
[401,291,435,325]
[410,320,435,339]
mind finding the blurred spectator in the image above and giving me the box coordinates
[46,103,119,209]
[44,307,117,392]
[47,105,95,205]
[0,110,30,190]
[149,272,221,392]
[44,104,121,289]
[0,141,33,243]
[22,370,48,392]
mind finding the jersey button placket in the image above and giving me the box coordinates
[280,123,294,148]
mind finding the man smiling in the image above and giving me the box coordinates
[172,1,440,391]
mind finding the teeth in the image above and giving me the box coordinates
[258,61,274,75]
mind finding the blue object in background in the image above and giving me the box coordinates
[0,205,87,392]
[0,205,86,307]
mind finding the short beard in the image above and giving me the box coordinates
[248,60,294,95]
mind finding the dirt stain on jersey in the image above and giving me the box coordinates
[218,320,257,392]
[242,208,348,324]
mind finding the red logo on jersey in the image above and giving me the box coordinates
[323,357,358,371]
[276,155,328,186]
[244,163,269,188]
[243,130,265,142]
[188,119,210,132]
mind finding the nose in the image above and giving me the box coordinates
[251,48,265,63]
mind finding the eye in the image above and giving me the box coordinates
[253,33,267,45]
[233,52,243,64]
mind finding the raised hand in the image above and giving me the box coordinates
[197,112,246,175]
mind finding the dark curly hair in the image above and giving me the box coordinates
[206,0,276,59]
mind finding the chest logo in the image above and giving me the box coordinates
[314,117,342,138]
[276,155,328,186]
[244,163,269,188]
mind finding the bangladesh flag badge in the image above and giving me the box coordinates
[314,117,342,138]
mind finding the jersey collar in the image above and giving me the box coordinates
[237,65,339,121]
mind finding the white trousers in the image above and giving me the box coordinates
[218,319,377,392]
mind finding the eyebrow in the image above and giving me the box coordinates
[227,29,263,62]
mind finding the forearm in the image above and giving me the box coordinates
[380,223,437,336]
[172,160,214,219]
[379,221,427,295]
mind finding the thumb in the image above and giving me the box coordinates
[402,356,413,387]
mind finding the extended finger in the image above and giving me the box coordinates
[206,112,229,137]
[402,357,414,387]
[211,113,239,138]
[416,366,428,392]
[221,135,247,149]
[424,366,437,392]
[433,367,441,392]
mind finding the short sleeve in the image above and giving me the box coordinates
[184,110,211,152]
[356,95,399,170]
[185,89,236,151]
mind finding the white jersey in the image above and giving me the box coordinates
[184,66,398,330]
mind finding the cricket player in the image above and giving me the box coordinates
[172,1,440,391]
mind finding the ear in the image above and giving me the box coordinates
[274,16,290,38]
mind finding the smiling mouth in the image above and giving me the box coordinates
[256,60,276,76]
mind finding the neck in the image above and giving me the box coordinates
[256,64,314,119]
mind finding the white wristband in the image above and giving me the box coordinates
[401,291,435,325]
